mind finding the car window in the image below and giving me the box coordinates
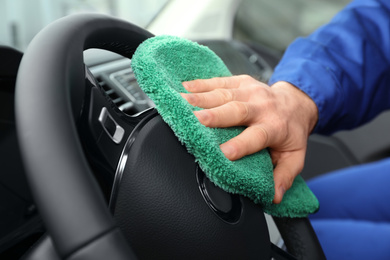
[0,0,170,51]
[233,0,351,53]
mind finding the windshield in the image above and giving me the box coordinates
[0,0,170,51]
[233,0,351,54]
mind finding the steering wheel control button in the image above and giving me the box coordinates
[98,107,124,144]
[196,166,242,224]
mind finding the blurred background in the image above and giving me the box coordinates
[0,0,350,52]
[0,0,169,51]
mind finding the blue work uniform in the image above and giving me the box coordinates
[269,0,390,259]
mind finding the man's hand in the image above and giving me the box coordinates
[181,75,318,204]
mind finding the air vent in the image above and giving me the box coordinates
[93,68,152,115]
[109,68,149,104]
[96,76,129,110]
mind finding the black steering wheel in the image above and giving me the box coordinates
[15,14,325,260]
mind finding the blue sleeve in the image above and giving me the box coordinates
[269,0,390,135]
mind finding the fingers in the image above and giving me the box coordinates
[194,101,251,127]
[181,75,267,108]
[182,76,242,93]
[220,125,269,161]
[181,76,255,108]
[182,77,311,205]
[181,88,235,108]
[272,150,305,204]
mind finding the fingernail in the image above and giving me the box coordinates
[194,110,209,123]
[182,82,192,90]
[181,93,195,104]
[220,144,234,158]
[273,186,286,204]
[279,186,286,199]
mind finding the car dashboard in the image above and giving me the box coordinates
[85,39,275,117]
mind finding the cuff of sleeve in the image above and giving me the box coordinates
[269,58,343,135]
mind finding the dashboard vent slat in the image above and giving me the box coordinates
[95,76,137,114]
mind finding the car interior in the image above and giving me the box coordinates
[1,0,390,259]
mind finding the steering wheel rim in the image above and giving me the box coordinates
[15,14,324,260]
[15,14,152,259]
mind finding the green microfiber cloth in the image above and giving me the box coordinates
[131,35,319,218]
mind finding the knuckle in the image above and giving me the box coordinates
[190,79,202,88]
[237,74,252,82]
[269,116,288,137]
[215,88,233,103]
[196,93,206,105]
[194,78,215,91]
[220,77,229,88]
[230,101,249,122]
[252,125,269,146]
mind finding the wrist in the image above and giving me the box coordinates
[271,81,319,134]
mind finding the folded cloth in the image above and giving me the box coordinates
[131,35,319,218]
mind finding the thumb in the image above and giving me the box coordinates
[272,151,305,204]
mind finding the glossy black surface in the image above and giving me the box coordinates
[197,167,242,224]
